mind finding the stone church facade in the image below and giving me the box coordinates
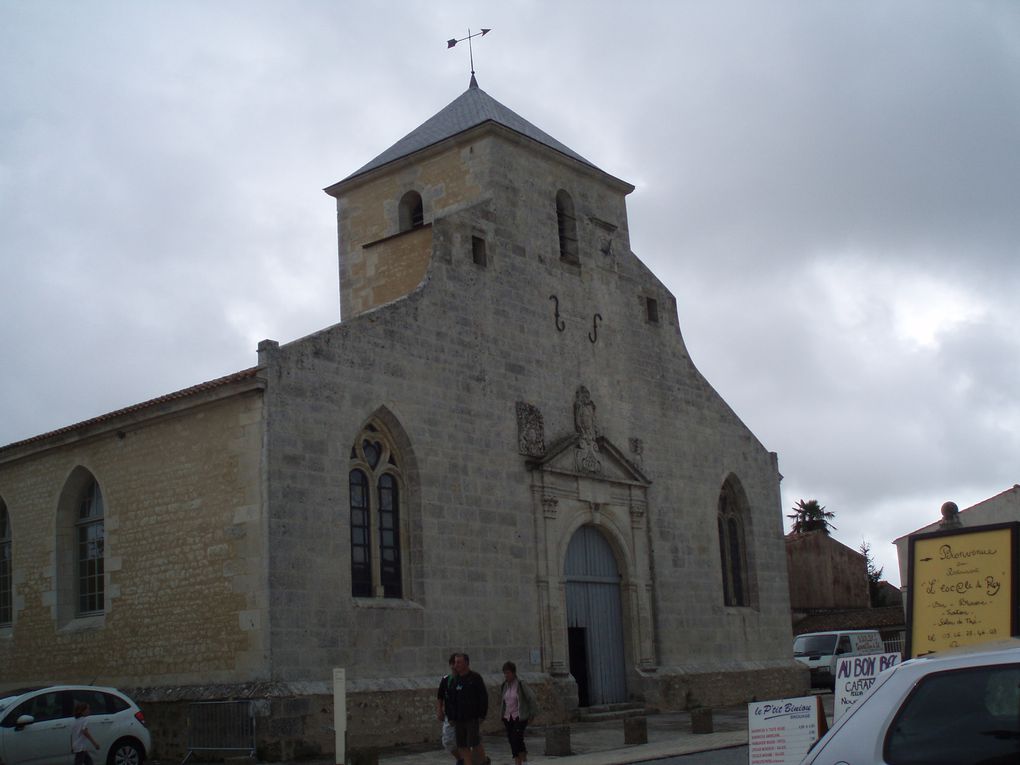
[0,78,805,759]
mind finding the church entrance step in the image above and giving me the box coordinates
[574,702,652,723]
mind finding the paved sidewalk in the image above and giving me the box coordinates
[373,694,834,765]
[375,706,750,765]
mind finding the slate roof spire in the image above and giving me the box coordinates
[332,81,598,188]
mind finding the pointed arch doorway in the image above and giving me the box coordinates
[565,525,627,706]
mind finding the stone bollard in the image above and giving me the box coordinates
[348,748,379,765]
[690,707,714,734]
[545,724,572,755]
[623,715,648,744]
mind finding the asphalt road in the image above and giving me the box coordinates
[642,744,749,765]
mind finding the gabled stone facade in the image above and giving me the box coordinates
[0,79,805,760]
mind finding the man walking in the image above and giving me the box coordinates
[446,653,489,765]
[436,654,463,765]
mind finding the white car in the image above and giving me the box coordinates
[800,639,1020,765]
[0,686,150,765]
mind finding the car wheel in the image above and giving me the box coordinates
[107,739,143,765]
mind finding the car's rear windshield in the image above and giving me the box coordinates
[794,634,837,656]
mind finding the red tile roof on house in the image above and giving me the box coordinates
[0,367,260,454]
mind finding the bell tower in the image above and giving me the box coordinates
[324,77,634,321]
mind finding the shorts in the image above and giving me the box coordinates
[441,719,457,753]
[454,718,481,748]
[74,753,94,765]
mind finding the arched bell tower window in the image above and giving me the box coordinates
[349,422,404,598]
[556,189,579,264]
[398,190,424,232]
[0,499,11,626]
[717,475,753,607]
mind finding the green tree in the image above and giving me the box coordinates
[787,499,836,534]
[859,540,885,607]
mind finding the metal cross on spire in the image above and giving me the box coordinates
[447,28,491,81]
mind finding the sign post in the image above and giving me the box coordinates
[333,668,346,765]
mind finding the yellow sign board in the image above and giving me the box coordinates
[908,524,1017,657]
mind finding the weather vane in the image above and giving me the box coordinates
[447,28,491,77]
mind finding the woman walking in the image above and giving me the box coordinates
[499,661,539,765]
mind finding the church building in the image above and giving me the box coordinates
[0,77,805,759]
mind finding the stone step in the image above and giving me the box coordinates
[574,702,653,723]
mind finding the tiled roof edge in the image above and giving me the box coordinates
[0,367,261,454]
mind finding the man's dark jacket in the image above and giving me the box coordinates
[445,670,488,721]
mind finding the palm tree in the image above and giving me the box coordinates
[788,499,836,534]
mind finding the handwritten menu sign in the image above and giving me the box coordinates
[907,523,1018,658]
[748,696,826,765]
[834,652,901,721]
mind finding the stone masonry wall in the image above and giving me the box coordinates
[260,123,802,737]
[0,390,268,689]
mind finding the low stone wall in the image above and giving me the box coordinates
[642,660,810,710]
[127,674,573,762]
[127,666,805,761]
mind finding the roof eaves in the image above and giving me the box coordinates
[0,367,263,459]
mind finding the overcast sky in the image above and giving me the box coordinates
[3,1,1019,586]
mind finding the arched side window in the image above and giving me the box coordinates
[76,479,105,615]
[0,499,11,626]
[556,189,579,264]
[398,190,424,232]
[717,476,751,607]
[349,422,404,598]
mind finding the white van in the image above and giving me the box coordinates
[793,629,884,688]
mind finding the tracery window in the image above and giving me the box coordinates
[556,189,579,264]
[0,500,11,626]
[76,479,105,615]
[717,475,751,607]
[398,190,424,232]
[349,423,403,598]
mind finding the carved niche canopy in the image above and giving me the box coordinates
[523,386,650,486]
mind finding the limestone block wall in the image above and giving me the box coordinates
[259,125,802,732]
[0,389,268,689]
[335,134,489,320]
[344,225,433,316]
[786,530,869,610]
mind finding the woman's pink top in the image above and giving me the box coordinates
[503,680,520,720]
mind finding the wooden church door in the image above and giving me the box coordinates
[565,525,627,706]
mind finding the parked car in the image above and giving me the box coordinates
[0,685,150,765]
[799,639,1020,765]
[793,629,884,688]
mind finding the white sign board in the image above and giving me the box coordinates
[834,652,901,721]
[748,696,824,765]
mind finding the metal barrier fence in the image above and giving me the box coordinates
[884,637,904,655]
[182,700,256,763]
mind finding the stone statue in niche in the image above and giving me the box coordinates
[516,401,546,457]
[573,386,602,474]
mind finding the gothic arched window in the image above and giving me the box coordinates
[76,479,105,615]
[398,190,424,232]
[0,499,11,626]
[556,189,579,264]
[349,422,404,598]
[717,475,752,607]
